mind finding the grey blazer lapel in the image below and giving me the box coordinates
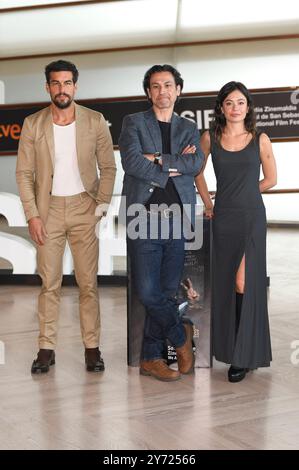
[44,106,55,170]
[144,108,162,153]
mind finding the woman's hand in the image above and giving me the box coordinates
[204,206,214,219]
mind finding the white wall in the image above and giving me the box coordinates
[0,80,4,103]
[0,39,299,222]
[0,156,18,194]
[1,39,299,102]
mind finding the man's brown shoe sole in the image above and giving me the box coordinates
[140,368,181,382]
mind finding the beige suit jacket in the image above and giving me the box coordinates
[16,102,116,223]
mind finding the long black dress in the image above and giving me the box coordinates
[211,131,272,369]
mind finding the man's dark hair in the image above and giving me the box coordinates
[143,64,184,100]
[45,60,79,84]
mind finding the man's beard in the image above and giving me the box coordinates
[52,93,72,109]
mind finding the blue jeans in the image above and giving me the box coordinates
[128,215,186,361]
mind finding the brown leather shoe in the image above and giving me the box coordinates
[85,347,105,372]
[31,349,55,374]
[176,323,194,374]
[140,359,181,382]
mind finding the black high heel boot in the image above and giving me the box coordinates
[228,293,247,383]
[228,365,249,382]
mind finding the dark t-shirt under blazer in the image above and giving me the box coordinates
[119,108,204,227]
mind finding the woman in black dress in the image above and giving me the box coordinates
[196,82,277,382]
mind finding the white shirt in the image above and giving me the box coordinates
[52,121,85,196]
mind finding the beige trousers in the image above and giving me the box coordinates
[37,192,100,350]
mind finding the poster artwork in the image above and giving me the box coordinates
[127,219,212,368]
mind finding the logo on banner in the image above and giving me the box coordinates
[290,89,299,105]
[0,123,21,140]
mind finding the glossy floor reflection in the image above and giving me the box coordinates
[0,228,298,449]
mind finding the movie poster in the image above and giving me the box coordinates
[127,218,212,368]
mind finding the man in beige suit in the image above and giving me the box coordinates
[16,60,116,374]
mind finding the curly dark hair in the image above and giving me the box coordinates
[211,81,256,145]
[45,60,79,84]
[142,64,184,103]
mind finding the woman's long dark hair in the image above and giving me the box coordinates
[211,81,256,145]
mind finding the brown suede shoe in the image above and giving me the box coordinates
[31,349,55,374]
[140,359,181,382]
[176,323,194,374]
[85,347,105,372]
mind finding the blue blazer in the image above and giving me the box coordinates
[119,108,204,227]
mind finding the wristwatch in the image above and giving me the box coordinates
[153,152,161,164]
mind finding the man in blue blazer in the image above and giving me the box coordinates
[119,64,204,381]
